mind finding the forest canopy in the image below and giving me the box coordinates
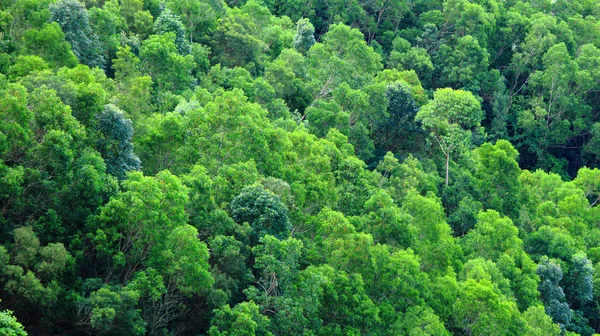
[1,0,600,335]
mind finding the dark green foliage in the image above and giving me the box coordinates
[374,83,422,152]
[50,0,105,69]
[293,18,314,54]
[537,257,572,326]
[3,0,600,335]
[230,184,290,240]
[153,8,189,54]
[95,104,141,180]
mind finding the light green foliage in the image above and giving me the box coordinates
[8,55,48,80]
[388,37,434,83]
[87,170,189,275]
[0,228,71,308]
[453,278,527,336]
[524,305,562,336]
[463,210,521,260]
[396,305,449,336]
[473,140,523,218]
[87,285,145,335]
[3,0,600,334]
[112,46,154,117]
[417,88,483,186]
[149,224,213,296]
[401,191,461,274]
[247,235,302,318]
[209,302,272,336]
[297,264,379,334]
[437,35,496,94]
[0,307,27,336]
[166,0,219,43]
[140,32,195,93]
[181,89,271,173]
[307,23,382,99]
[135,112,184,175]
[573,167,600,206]
[0,82,32,160]
[22,23,78,68]
[361,189,415,248]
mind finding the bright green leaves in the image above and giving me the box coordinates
[396,305,449,336]
[473,140,523,218]
[150,225,213,296]
[0,308,27,336]
[361,190,415,248]
[437,35,495,94]
[21,22,78,68]
[418,88,484,133]
[401,191,462,274]
[573,167,600,206]
[463,210,521,260]
[112,46,154,117]
[0,82,32,161]
[83,170,214,334]
[307,23,382,98]
[209,301,272,336]
[140,32,195,94]
[182,90,271,174]
[523,305,561,336]
[453,278,527,336]
[417,88,484,186]
[86,284,145,335]
[88,170,189,275]
[135,111,184,175]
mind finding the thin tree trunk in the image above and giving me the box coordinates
[445,153,449,187]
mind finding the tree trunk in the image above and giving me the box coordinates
[445,153,449,187]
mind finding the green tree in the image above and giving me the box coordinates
[153,8,189,54]
[230,184,291,241]
[524,305,561,336]
[416,88,484,186]
[209,302,272,336]
[473,140,523,218]
[22,23,78,68]
[293,18,315,54]
[50,0,105,69]
[86,170,188,281]
[180,89,272,174]
[166,0,219,43]
[0,307,27,336]
[395,305,449,336]
[453,278,527,336]
[140,33,194,94]
[537,257,572,326]
[95,104,141,180]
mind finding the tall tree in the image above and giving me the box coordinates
[416,88,484,186]
[50,0,105,69]
[95,104,141,180]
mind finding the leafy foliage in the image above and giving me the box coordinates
[2,0,600,335]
